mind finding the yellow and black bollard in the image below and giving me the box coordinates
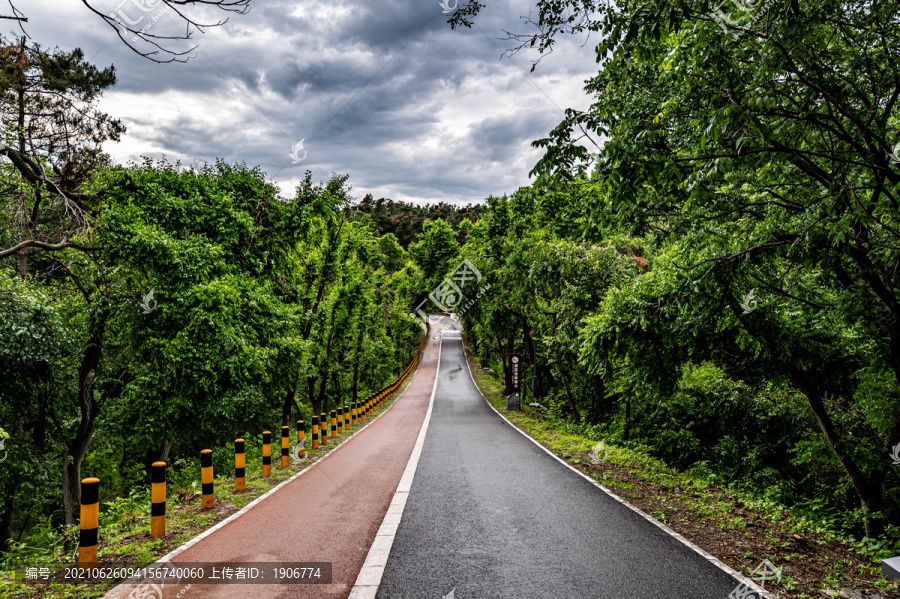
[297,420,305,459]
[79,477,100,567]
[262,431,272,477]
[321,412,328,444]
[151,462,166,538]
[312,415,319,450]
[281,426,290,468]
[330,410,337,440]
[235,439,246,491]
[337,407,344,434]
[201,449,214,509]
[344,405,350,429]
[351,403,357,426]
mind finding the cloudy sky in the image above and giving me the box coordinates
[17,0,599,204]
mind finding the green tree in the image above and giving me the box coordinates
[409,219,460,292]
[0,37,121,279]
[451,0,900,539]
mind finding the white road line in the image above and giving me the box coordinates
[457,336,775,599]
[348,323,444,599]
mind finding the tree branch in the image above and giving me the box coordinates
[0,239,94,260]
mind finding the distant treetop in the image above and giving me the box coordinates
[347,194,487,248]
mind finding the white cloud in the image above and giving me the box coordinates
[21,0,600,204]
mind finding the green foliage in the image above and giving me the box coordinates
[446,0,900,545]
[0,157,425,554]
[409,219,461,290]
[347,194,485,247]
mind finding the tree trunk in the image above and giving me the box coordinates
[885,317,900,461]
[0,496,14,555]
[293,215,345,423]
[61,317,106,525]
[120,441,128,480]
[16,38,25,155]
[157,438,173,463]
[315,325,339,414]
[282,374,301,427]
[786,362,885,537]
[308,378,320,420]
[352,355,360,404]
[500,335,513,392]
[62,449,85,526]
[624,398,631,442]
[523,327,542,399]
[351,329,364,404]
[15,250,26,279]
[522,366,528,404]
[14,38,29,282]
[560,375,581,424]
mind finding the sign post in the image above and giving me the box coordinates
[506,354,521,411]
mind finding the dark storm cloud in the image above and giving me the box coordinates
[20,0,599,203]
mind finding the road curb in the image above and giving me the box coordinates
[348,323,444,599]
[101,336,428,599]
[458,335,776,599]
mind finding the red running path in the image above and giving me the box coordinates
[106,327,441,599]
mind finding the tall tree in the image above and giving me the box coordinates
[0,37,121,279]
[450,0,900,537]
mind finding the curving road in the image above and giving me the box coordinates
[375,317,744,599]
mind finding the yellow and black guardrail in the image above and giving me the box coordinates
[75,323,430,566]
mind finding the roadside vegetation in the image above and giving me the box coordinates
[411,0,900,579]
[0,34,445,587]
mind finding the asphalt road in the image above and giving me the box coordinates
[376,321,742,599]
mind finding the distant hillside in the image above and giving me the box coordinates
[347,194,487,247]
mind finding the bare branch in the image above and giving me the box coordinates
[1,0,26,23]
[0,239,95,260]
[79,0,253,63]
